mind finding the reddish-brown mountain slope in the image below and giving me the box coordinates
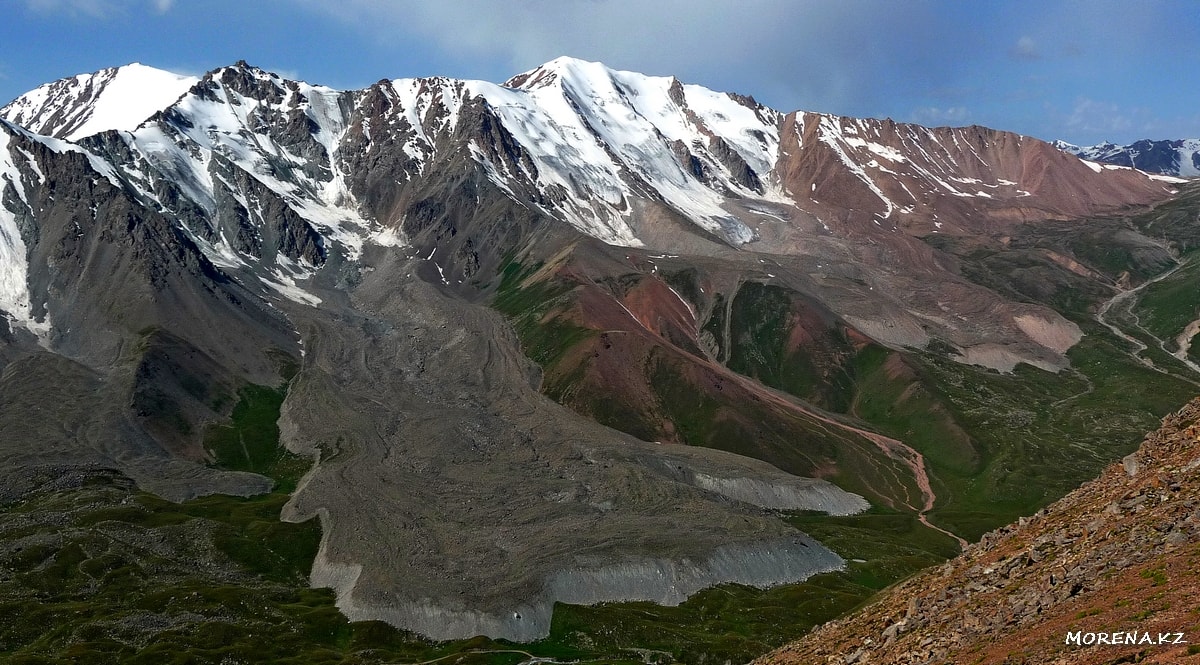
[775,113,1181,238]
[758,398,1200,665]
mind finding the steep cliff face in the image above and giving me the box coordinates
[758,398,1200,665]
[0,119,296,501]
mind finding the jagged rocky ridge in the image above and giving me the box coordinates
[0,58,1189,641]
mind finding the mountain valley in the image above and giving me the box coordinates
[1,58,1199,663]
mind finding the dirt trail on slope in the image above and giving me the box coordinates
[697,307,967,549]
[738,379,968,550]
[1097,260,1200,385]
[612,282,968,549]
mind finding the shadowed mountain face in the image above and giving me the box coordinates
[0,58,1197,645]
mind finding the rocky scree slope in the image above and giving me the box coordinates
[758,398,1200,665]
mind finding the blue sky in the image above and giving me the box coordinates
[3,0,1198,145]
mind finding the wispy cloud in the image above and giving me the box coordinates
[1064,97,1141,136]
[26,0,174,18]
[1044,97,1183,142]
[1010,36,1040,60]
[911,106,970,125]
[274,0,1197,145]
[26,0,115,17]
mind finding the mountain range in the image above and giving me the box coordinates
[1054,138,1200,177]
[2,58,1198,662]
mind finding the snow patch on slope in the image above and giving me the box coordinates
[816,115,895,217]
[0,129,50,338]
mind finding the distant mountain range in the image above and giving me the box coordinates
[1054,138,1200,177]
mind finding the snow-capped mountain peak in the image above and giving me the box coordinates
[1054,137,1200,177]
[1,63,198,141]
[477,56,787,244]
[1,58,1185,279]
[503,55,607,90]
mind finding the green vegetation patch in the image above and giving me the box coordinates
[725,282,856,412]
[492,259,596,371]
[204,384,308,492]
[541,505,958,664]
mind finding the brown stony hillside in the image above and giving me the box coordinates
[757,398,1200,665]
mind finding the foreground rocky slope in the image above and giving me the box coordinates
[759,398,1200,665]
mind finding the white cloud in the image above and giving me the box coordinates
[911,106,970,125]
[25,0,174,18]
[26,0,116,17]
[1010,36,1040,60]
[293,0,797,71]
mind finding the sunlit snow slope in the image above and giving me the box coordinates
[2,63,198,140]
